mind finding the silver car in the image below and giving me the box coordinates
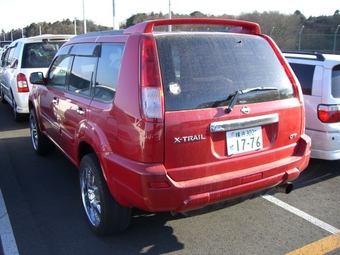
[0,34,73,121]
[284,51,340,160]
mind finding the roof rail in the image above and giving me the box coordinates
[71,30,124,40]
[282,50,325,61]
[124,18,261,35]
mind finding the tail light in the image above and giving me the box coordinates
[17,73,29,93]
[261,35,306,134]
[318,104,340,123]
[140,36,164,120]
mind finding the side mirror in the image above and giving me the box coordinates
[30,72,45,84]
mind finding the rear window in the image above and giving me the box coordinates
[332,65,340,98]
[22,42,65,68]
[156,34,294,111]
[288,63,315,95]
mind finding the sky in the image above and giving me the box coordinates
[0,0,339,32]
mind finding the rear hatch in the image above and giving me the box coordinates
[156,33,304,182]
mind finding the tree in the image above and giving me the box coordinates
[125,13,150,28]
[238,11,303,49]
[1,11,339,52]
[190,11,205,18]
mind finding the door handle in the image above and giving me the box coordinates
[76,108,85,115]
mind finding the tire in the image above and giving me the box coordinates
[12,96,27,122]
[79,153,131,236]
[29,108,55,156]
[0,86,7,104]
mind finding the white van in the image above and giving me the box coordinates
[0,34,73,121]
[284,51,340,160]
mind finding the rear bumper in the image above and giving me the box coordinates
[103,134,311,213]
[172,168,300,213]
[306,129,340,160]
[14,92,29,114]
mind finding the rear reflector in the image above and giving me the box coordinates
[148,181,170,189]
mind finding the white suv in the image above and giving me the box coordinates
[284,51,340,160]
[0,34,73,121]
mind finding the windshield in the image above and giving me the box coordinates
[156,34,294,111]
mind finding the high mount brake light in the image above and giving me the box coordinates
[140,36,163,120]
[17,73,29,93]
[318,105,340,123]
[124,18,261,35]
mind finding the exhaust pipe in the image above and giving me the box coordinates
[276,182,293,194]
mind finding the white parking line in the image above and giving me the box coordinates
[262,194,340,234]
[0,189,20,255]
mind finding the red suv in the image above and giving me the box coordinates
[28,18,311,235]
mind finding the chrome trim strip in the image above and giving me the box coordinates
[210,113,279,132]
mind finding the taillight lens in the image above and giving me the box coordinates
[17,73,29,93]
[140,36,163,120]
[317,104,340,123]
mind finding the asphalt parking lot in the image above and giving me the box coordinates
[0,101,339,255]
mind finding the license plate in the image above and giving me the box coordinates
[226,126,263,155]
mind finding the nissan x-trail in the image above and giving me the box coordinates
[28,18,311,235]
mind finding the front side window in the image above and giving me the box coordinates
[48,55,73,87]
[68,56,97,96]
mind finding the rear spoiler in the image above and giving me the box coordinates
[124,18,261,35]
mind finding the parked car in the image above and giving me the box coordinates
[0,34,73,121]
[0,45,9,93]
[28,18,311,235]
[0,45,8,59]
[283,51,340,160]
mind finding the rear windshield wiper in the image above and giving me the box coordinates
[225,87,278,114]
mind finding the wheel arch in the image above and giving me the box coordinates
[76,122,127,207]
[77,140,127,207]
[28,99,45,132]
[76,120,111,166]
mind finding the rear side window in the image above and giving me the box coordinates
[93,43,124,102]
[332,65,340,98]
[156,34,294,111]
[289,63,315,95]
[22,42,65,68]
